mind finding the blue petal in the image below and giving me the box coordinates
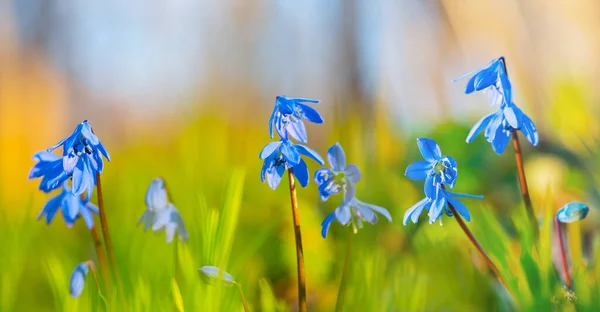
[69,263,89,298]
[265,162,284,190]
[321,212,336,238]
[314,168,333,185]
[424,175,436,199]
[405,161,433,181]
[484,110,504,142]
[292,159,309,187]
[293,97,320,104]
[519,111,539,146]
[353,201,378,224]
[503,104,521,129]
[343,181,356,205]
[296,144,324,165]
[97,143,111,162]
[466,112,496,143]
[403,197,428,225]
[445,191,484,199]
[344,164,361,183]
[327,143,346,171]
[335,204,351,225]
[355,199,392,222]
[33,151,60,162]
[268,108,277,139]
[445,193,471,222]
[286,121,308,144]
[280,141,301,166]
[491,127,512,155]
[79,205,95,229]
[297,103,324,124]
[81,121,100,146]
[260,154,275,183]
[37,194,62,224]
[259,141,283,159]
[428,196,446,224]
[556,202,589,223]
[416,138,442,162]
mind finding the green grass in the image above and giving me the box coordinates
[2,110,599,311]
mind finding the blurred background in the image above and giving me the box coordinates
[1,0,600,311]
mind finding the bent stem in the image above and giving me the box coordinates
[511,131,539,241]
[448,203,509,291]
[335,230,354,312]
[85,260,108,307]
[555,217,572,289]
[89,227,111,295]
[287,169,307,312]
[234,282,250,312]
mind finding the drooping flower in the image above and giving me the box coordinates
[403,138,483,225]
[28,151,70,193]
[37,182,99,229]
[69,262,90,298]
[556,202,589,223]
[321,196,392,238]
[199,266,235,284]
[29,120,111,199]
[269,95,323,143]
[455,57,539,154]
[138,178,188,243]
[259,138,324,189]
[405,138,458,189]
[314,143,361,201]
[316,143,391,238]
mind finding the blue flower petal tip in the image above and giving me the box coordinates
[69,262,90,298]
[556,202,589,223]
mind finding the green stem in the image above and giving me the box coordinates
[234,282,250,312]
[511,131,539,241]
[335,230,353,312]
[89,226,111,296]
[85,260,108,308]
[287,169,307,312]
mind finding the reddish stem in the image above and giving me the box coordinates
[555,217,572,289]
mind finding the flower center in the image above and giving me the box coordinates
[434,161,446,174]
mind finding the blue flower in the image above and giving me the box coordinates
[138,178,187,243]
[28,151,70,192]
[69,262,89,298]
[260,138,324,189]
[403,186,482,225]
[556,202,589,223]
[456,57,539,154]
[467,102,539,154]
[405,138,458,190]
[321,196,392,238]
[403,138,482,225]
[314,143,361,201]
[456,57,512,106]
[199,266,235,284]
[316,143,391,238]
[47,120,111,162]
[37,182,99,229]
[269,95,323,143]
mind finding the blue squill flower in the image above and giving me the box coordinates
[321,196,392,238]
[405,138,458,190]
[456,57,539,154]
[455,57,512,107]
[403,186,482,225]
[260,138,324,189]
[556,202,589,223]
[316,143,391,238]
[314,143,361,201]
[138,178,187,243]
[404,138,482,225]
[37,182,99,229]
[28,151,70,192]
[269,95,323,143]
[69,262,90,298]
[47,120,111,162]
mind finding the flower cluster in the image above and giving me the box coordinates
[260,96,325,189]
[403,138,482,225]
[138,177,188,243]
[455,57,539,154]
[29,120,110,228]
[316,143,391,238]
